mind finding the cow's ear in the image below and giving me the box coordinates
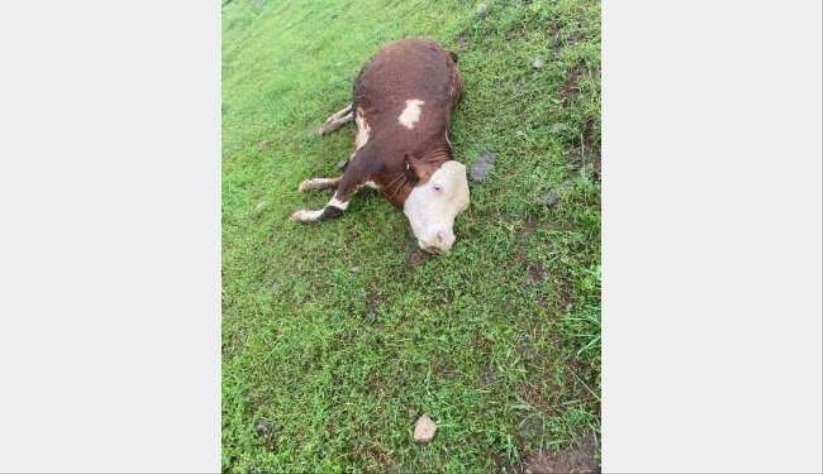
[404,154,435,182]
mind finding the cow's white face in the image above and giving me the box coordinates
[404,161,470,255]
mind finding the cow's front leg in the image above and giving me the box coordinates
[291,156,367,223]
[297,176,342,192]
[289,191,350,223]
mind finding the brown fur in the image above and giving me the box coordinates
[336,38,463,208]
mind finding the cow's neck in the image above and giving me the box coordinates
[382,142,453,209]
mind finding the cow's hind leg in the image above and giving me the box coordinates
[316,103,353,136]
[297,176,342,192]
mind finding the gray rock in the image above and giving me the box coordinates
[414,414,437,443]
[337,159,348,170]
[532,57,545,69]
[470,152,497,182]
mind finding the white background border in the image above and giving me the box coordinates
[603,1,822,472]
[0,1,221,472]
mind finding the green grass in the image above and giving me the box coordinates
[222,0,601,472]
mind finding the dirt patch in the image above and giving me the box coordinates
[354,442,394,474]
[562,30,585,51]
[491,452,519,474]
[254,417,278,451]
[527,263,547,284]
[222,328,247,355]
[482,362,499,386]
[404,235,434,267]
[520,432,599,474]
[517,416,545,444]
[509,215,540,273]
[364,288,380,324]
[560,60,587,103]
[406,249,426,267]
[564,117,600,179]
[550,273,574,311]
[517,381,555,415]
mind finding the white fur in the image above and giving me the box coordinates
[290,209,323,222]
[290,194,349,222]
[298,177,339,192]
[403,161,470,254]
[398,99,424,129]
[355,107,371,149]
[329,194,349,210]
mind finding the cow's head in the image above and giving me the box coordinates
[403,158,470,255]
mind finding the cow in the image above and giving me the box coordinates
[289,38,470,255]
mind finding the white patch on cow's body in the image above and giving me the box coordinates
[403,161,470,254]
[398,99,424,129]
[355,107,371,150]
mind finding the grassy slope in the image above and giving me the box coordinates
[222,0,601,472]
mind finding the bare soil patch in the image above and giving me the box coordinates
[520,432,599,474]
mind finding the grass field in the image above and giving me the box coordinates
[222,0,601,472]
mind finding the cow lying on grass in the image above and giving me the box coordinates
[290,38,470,255]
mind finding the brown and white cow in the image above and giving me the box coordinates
[289,38,470,255]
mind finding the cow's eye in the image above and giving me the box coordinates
[433,184,443,192]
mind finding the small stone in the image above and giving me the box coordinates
[470,151,497,182]
[532,57,545,69]
[414,414,437,443]
[337,159,348,170]
[475,2,489,18]
[350,266,361,273]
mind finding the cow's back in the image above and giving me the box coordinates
[353,38,461,137]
